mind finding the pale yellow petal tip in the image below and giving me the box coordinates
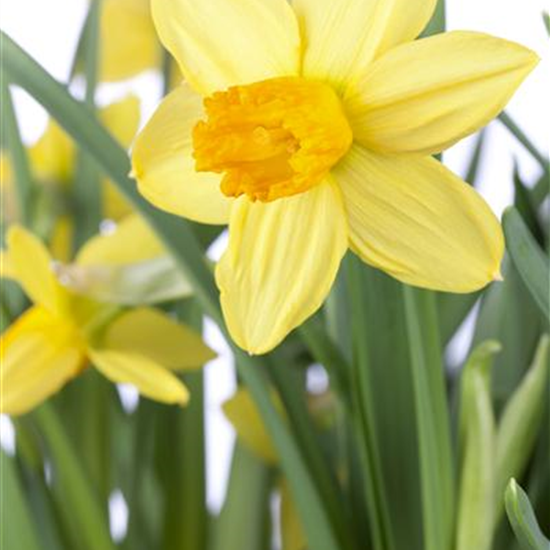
[493,270,504,283]
[176,388,190,408]
[128,168,137,179]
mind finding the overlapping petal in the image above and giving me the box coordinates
[76,215,164,266]
[89,348,189,405]
[151,0,301,95]
[335,145,504,292]
[294,0,436,94]
[7,226,66,315]
[346,31,539,155]
[132,85,232,224]
[103,307,215,369]
[0,307,84,415]
[216,182,348,354]
[29,120,74,183]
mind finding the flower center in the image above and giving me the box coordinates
[192,77,353,202]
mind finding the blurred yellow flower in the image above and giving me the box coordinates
[224,387,335,550]
[99,0,159,82]
[1,94,140,233]
[0,224,215,416]
[132,0,538,354]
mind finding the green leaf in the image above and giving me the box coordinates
[157,301,208,550]
[33,403,116,550]
[498,112,549,176]
[0,453,42,550]
[346,255,397,550]
[512,164,545,246]
[496,335,550,514]
[421,0,446,37]
[437,291,480,347]
[502,207,549,320]
[463,129,487,186]
[156,375,208,550]
[473,257,543,404]
[0,79,34,227]
[0,32,344,550]
[351,265,424,550]
[73,0,103,247]
[211,443,273,550]
[456,340,500,550]
[505,479,550,550]
[543,11,550,36]
[403,286,454,550]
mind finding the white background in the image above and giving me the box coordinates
[1,0,549,532]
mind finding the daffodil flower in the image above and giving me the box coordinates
[131,0,538,354]
[0,224,215,416]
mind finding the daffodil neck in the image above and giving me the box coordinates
[80,305,123,344]
[192,77,353,202]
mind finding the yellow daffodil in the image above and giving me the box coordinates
[131,0,538,354]
[0,224,215,416]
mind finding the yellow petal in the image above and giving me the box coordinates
[294,0,436,94]
[347,31,540,155]
[0,306,84,416]
[99,94,142,219]
[216,182,348,354]
[99,0,160,82]
[99,94,141,148]
[88,348,189,405]
[103,307,215,369]
[29,120,74,183]
[280,480,307,550]
[132,84,232,224]
[7,225,67,314]
[49,215,74,263]
[151,0,300,95]
[223,388,280,465]
[103,181,133,221]
[76,214,164,266]
[336,145,504,292]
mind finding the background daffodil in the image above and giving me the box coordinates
[1,94,140,235]
[132,0,538,355]
[98,0,160,82]
[0,224,215,416]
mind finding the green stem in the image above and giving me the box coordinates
[32,403,116,550]
[73,0,103,248]
[298,318,351,399]
[0,78,33,226]
[499,112,549,174]
[402,286,454,550]
[347,256,395,550]
[268,353,356,550]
